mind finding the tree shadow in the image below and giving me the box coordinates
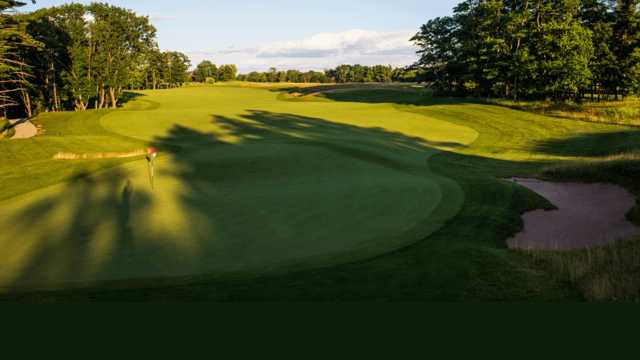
[1,168,152,291]
[119,92,147,107]
[215,109,468,149]
[273,84,482,106]
[533,131,640,157]
[0,109,565,300]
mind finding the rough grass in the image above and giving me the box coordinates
[495,98,640,127]
[1,83,639,301]
[526,237,640,301]
[1,118,15,139]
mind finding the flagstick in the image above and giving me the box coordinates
[146,147,158,190]
[148,158,155,190]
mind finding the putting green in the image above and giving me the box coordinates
[0,86,477,291]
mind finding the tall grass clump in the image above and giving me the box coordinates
[0,118,14,139]
[493,97,640,126]
[526,237,640,301]
[597,107,640,123]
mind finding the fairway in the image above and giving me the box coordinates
[0,85,478,290]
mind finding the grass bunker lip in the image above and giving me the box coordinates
[508,178,640,250]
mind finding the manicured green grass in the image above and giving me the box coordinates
[1,84,638,301]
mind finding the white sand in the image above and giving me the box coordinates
[9,119,37,139]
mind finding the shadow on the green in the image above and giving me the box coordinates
[0,110,576,301]
[3,168,151,291]
[533,131,640,157]
[273,84,483,106]
[118,91,147,107]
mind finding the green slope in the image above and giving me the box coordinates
[1,85,638,299]
[0,86,475,291]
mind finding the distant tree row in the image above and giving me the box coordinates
[413,0,640,100]
[326,65,418,83]
[192,61,237,83]
[219,65,418,84]
[1,2,191,118]
[234,68,331,83]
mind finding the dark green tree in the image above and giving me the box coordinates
[194,60,217,83]
[217,64,237,81]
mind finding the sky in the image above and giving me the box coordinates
[19,0,459,72]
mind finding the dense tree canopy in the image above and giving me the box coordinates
[0,0,34,117]
[413,0,640,100]
[1,2,191,118]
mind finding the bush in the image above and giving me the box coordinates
[3,127,15,139]
[0,118,10,138]
[0,118,8,132]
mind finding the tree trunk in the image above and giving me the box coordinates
[21,90,33,118]
[98,86,106,109]
[75,96,88,111]
[52,79,60,112]
[109,87,118,108]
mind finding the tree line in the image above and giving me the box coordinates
[193,63,419,84]
[412,0,640,100]
[1,1,191,119]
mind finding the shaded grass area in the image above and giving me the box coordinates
[277,83,439,105]
[526,236,640,301]
[2,84,640,301]
[1,150,573,302]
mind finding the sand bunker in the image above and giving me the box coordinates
[9,119,37,139]
[508,178,640,250]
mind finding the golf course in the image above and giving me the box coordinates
[1,83,639,301]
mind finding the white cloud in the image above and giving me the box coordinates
[186,29,417,73]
